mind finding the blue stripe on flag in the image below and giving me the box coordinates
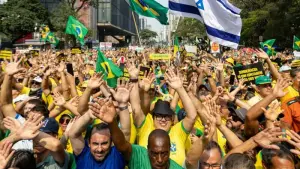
[169,1,201,16]
[217,0,239,15]
[205,24,240,43]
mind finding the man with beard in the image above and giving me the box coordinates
[68,110,125,169]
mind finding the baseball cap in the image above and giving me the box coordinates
[279,65,291,72]
[226,58,235,65]
[255,75,271,85]
[40,118,59,134]
[33,76,42,83]
[152,100,175,116]
[228,108,247,122]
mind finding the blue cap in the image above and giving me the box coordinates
[40,118,59,134]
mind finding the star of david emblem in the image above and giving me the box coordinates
[196,0,204,10]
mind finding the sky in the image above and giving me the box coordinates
[142,0,168,33]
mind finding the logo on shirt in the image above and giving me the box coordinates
[170,142,176,152]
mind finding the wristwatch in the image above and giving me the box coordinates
[130,78,138,83]
[119,105,128,111]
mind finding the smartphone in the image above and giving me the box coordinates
[229,75,235,85]
[66,63,74,76]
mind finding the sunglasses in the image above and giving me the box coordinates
[59,118,70,124]
[31,81,41,85]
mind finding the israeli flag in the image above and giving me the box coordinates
[169,0,242,49]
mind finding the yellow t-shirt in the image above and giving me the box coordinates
[136,114,189,166]
[280,86,299,104]
[129,114,137,144]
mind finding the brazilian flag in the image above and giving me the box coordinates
[260,39,276,56]
[45,32,59,46]
[65,16,88,45]
[96,50,123,88]
[294,36,300,51]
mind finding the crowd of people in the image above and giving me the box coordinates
[0,47,299,169]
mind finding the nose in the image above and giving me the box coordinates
[157,154,163,163]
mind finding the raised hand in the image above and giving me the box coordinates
[255,49,269,60]
[16,114,44,140]
[261,102,283,121]
[215,59,224,71]
[87,73,104,89]
[139,71,155,92]
[52,92,66,106]
[64,116,79,138]
[4,57,25,76]
[3,117,21,134]
[67,96,80,108]
[272,78,289,98]
[126,60,139,79]
[252,127,287,150]
[57,62,65,72]
[238,79,246,90]
[164,69,183,90]
[0,141,14,169]
[286,130,300,155]
[109,80,133,103]
[89,98,117,124]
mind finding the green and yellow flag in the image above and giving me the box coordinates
[260,39,276,56]
[174,36,180,65]
[96,50,123,88]
[128,0,168,25]
[40,25,50,41]
[45,32,59,46]
[294,36,300,51]
[65,16,88,45]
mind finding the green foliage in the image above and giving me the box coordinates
[231,0,300,47]
[0,0,49,42]
[175,18,205,42]
[140,29,158,40]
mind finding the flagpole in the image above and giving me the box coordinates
[131,12,142,47]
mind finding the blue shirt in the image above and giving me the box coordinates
[75,141,125,169]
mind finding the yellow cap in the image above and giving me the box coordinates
[226,58,234,65]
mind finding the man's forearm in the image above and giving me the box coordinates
[176,87,197,120]
[218,124,243,148]
[226,137,257,158]
[78,87,92,114]
[266,58,280,80]
[130,83,144,126]
[246,94,276,121]
[1,75,13,105]
[118,103,131,142]
[69,111,93,138]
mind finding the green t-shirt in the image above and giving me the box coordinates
[129,144,183,169]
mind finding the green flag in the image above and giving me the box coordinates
[294,36,300,51]
[65,16,88,45]
[260,39,276,56]
[96,50,123,88]
[174,36,180,66]
[128,0,168,25]
[45,32,59,46]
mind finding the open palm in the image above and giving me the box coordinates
[165,69,182,90]
[90,99,117,123]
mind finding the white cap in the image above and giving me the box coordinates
[279,65,291,72]
[13,94,29,104]
[33,76,42,83]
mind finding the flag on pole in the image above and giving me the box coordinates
[174,36,180,66]
[40,25,50,41]
[169,0,242,49]
[65,16,88,45]
[96,50,123,88]
[127,0,169,25]
[294,36,300,51]
[45,32,59,46]
[260,39,276,56]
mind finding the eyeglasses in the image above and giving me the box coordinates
[200,162,221,169]
[59,118,70,124]
[154,115,172,121]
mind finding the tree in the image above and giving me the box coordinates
[175,18,206,42]
[140,29,158,45]
[0,0,49,42]
[65,0,97,13]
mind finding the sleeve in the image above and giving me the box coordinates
[20,87,30,95]
[282,101,293,126]
[60,152,70,169]
[129,145,150,169]
[74,140,89,160]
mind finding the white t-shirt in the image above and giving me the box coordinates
[12,114,33,150]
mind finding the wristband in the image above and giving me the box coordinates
[118,105,128,111]
[206,75,212,78]
[130,78,138,83]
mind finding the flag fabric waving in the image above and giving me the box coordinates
[45,32,59,46]
[127,0,169,25]
[169,0,242,49]
[65,16,88,45]
[294,36,300,51]
[173,36,180,66]
[260,39,276,56]
[96,50,123,88]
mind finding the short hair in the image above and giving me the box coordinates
[204,141,223,157]
[89,123,110,141]
[261,143,294,168]
[290,68,300,78]
[6,150,36,169]
[30,104,49,118]
[223,153,255,169]
[27,98,45,106]
[148,129,170,148]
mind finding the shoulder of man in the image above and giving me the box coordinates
[287,97,300,106]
